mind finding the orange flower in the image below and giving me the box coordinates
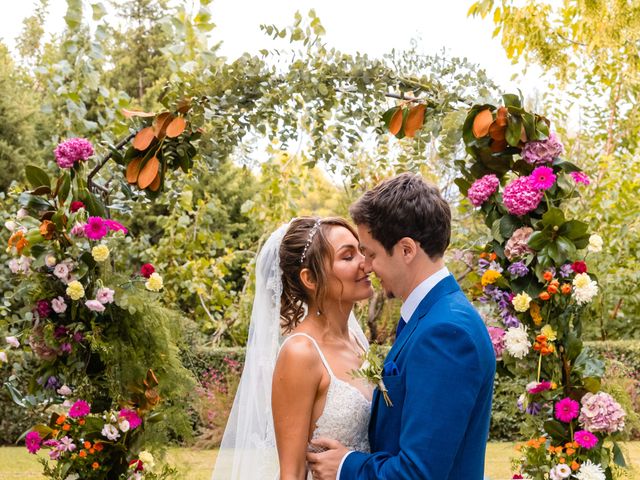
[566,448,576,455]
[561,283,572,295]
[39,220,55,240]
[89,448,95,454]
[489,253,497,261]
[79,450,87,458]
[51,429,59,437]
[539,291,551,301]
[530,302,542,325]
[564,442,574,448]
[92,462,100,470]
[55,415,67,425]
[84,441,92,449]
[79,419,86,425]
[94,443,104,452]
[558,457,566,464]
[62,424,71,431]
[571,461,580,471]
[480,252,488,259]
[547,284,559,294]
[543,271,554,282]
[7,230,29,255]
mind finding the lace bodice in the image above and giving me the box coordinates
[280,333,371,458]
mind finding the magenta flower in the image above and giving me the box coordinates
[502,176,544,216]
[84,217,108,240]
[526,381,552,395]
[104,219,128,235]
[25,431,42,454]
[574,430,598,449]
[555,397,580,423]
[467,174,500,207]
[54,138,94,169]
[522,132,564,164]
[529,166,556,190]
[570,171,590,185]
[68,399,91,418]
[36,299,51,318]
[119,408,142,429]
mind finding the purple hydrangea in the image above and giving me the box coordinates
[522,132,564,165]
[467,174,500,207]
[507,261,529,278]
[502,176,544,216]
[54,138,94,169]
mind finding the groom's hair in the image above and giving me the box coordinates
[349,173,451,258]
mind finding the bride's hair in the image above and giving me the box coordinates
[279,216,358,332]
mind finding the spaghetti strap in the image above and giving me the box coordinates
[280,333,335,377]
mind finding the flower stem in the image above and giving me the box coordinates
[537,352,543,382]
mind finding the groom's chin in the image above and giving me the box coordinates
[384,289,395,300]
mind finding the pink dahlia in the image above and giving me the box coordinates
[119,408,142,429]
[570,171,590,185]
[574,430,598,449]
[25,431,42,454]
[522,132,564,165]
[54,138,94,169]
[529,166,556,190]
[68,399,91,418]
[487,326,506,360]
[467,174,500,207]
[526,380,552,395]
[84,217,108,240]
[555,397,580,423]
[503,177,544,216]
[104,219,128,235]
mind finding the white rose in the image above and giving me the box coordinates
[587,234,603,253]
[118,418,130,432]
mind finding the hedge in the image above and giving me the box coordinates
[2,341,638,445]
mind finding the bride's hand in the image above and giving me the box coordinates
[306,437,348,480]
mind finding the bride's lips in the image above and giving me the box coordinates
[356,276,371,285]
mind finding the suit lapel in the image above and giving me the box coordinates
[386,274,460,362]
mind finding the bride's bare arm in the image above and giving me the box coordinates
[272,337,323,480]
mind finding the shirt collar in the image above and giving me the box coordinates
[400,266,450,322]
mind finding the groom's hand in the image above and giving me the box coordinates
[306,437,348,480]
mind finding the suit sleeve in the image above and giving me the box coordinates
[340,315,483,479]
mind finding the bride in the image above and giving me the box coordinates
[212,217,374,480]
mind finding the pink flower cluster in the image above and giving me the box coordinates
[487,326,506,360]
[68,399,91,418]
[522,132,564,165]
[578,392,626,433]
[25,431,42,454]
[503,176,544,216]
[54,138,94,169]
[526,381,552,395]
[83,217,128,240]
[574,429,598,449]
[570,171,590,185]
[119,408,142,429]
[467,174,500,207]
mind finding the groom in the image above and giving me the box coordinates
[307,173,496,479]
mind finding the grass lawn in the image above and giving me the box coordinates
[1,443,638,479]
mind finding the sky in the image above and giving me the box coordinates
[0,0,546,95]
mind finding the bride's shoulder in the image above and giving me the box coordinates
[277,333,322,370]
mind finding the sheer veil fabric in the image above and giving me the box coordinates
[211,222,369,480]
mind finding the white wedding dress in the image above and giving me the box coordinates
[280,332,371,465]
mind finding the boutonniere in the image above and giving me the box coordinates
[351,344,394,407]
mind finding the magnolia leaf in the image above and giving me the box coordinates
[544,420,570,442]
[559,220,589,240]
[133,127,155,151]
[454,177,471,196]
[542,208,565,228]
[499,215,521,239]
[613,442,627,467]
[528,230,550,250]
[555,235,576,261]
[404,104,426,138]
[138,157,160,189]
[126,158,143,184]
[25,165,51,189]
[491,218,504,243]
[58,173,71,204]
[153,112,174,138]
[122,109,155,118]
[166,116,187,138]
[505,115,522,146]
[564,332,583,361]
[502,93,522,109]
[388,107,404,136]
[472,109,493,138]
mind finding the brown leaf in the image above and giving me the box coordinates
[133,127,155,151]
[137,157,160,189]
[403,104,426,138]
[149,173,161,191]
[472,109,493,138]
[126,158,143,184]
[496,107,508,127]
[166,116,187,138]
[520,125,528,143]
[176,98,191,114]
[146,369,159,387]
[489,121,506,141]
[389,108,404,136]
[153,112,174,138]
[490,138,508,153]
[122,108,155,119]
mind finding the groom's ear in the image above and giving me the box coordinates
[397,237,418,264]
[299,268,317,291]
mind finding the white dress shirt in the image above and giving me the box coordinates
[335,266,450,479]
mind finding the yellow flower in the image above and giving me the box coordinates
[572,273,591,289]
[66,281,85,300]
[481,269,502,287]
[512,292,532,312]
[138,451,155,470]
[541,324,557,341]
[91,245,110,262]
[530,302,542,326]
[145,272,163,292]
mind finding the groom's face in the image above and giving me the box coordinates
[356,225,403,300]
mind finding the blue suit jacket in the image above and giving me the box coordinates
[341,275,496,479]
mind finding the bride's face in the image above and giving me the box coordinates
[324,226,373,303]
